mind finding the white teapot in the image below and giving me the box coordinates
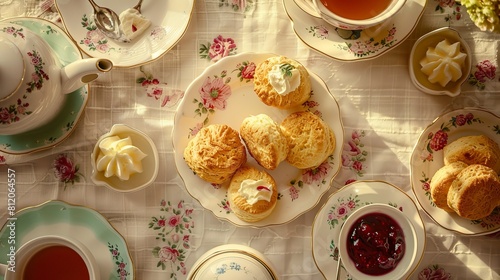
[0,21,113,135]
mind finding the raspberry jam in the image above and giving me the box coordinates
[346,212,405,276]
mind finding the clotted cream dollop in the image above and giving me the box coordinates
[96,136,147,180]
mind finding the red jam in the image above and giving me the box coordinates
[346,212,405,276]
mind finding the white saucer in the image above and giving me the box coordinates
[284,0,426,61]
[312,180,426,279]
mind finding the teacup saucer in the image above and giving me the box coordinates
[0,18,88,155]
[284,0,426,61]
[0,200,134,279]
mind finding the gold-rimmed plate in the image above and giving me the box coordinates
[0,200,134,279]
[173,52,344,227]
[55,0,194,68]
[312,180,426,279]
[410,107,500,235]
[284,0,426,61]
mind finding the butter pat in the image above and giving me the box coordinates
[238,179,273,205]
[268,63,301,95]
[420,39,467,87]
[119,8,152,41]
[96,136,147,180]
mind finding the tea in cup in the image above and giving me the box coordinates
[311,0,406,30]
[0,235,99,280]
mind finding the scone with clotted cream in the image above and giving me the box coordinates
[280,111,336,169]
[228,165,278,222]
[240,114,288,170]
[183,124,247,184]
[253,56,311,109]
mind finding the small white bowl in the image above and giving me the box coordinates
[187,244,278,280]
[409,27,472,97]
[312,0,407,30]
[90,124,159,192]
[338,203,417,280]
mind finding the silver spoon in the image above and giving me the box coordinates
[87,0,129,43]
[133,0,144,12]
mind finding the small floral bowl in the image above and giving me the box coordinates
[409,27,472,97]
[338,203,417,280]
[187,244,278,280]
[312,0,407,30]
[90,124,159,192]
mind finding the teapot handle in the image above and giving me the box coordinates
[60,58,113,94]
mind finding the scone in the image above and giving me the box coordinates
[430,161,468,212]
[447,164,500,220]
[280,111,336,169]
[228,165,278,222]
[240,114,289,170]
[253,56,311,109]
[183,124,247,184]
[443,135,500,173]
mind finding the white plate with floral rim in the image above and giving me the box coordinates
[0,17,88,155]
[0,200,134,280]
[55,0,194,68]
[283,0,426,61]
[410,107,500,235]
[312,180,426,279]
[173,52,344,227]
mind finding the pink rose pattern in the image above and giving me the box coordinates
[468,60,497,90]
[0,26,50,124]
[418,265,451,280]
[434,0,462,22]
[342,130,367,184]
[199,35,237,62]
[346,26,397,57]
[53,154,82,189]
[137,67,185,107]
[307,25,329,40]
[150,200,194,279]
[219,0,254,13]
[108,243,130,280]
[189,70,232,136]
[79,14,115,53]
[420,113,482,162]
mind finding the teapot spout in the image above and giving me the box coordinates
[60,58,113,94]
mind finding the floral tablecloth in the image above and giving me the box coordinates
[0,0,499,279]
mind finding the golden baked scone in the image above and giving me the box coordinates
[240,114,289,170]
[443,135,500,173]
[253,56,311,109]
[430,161,468,212]
[228,165,278,222]
[183,124,247,184]
[280,111,336,169]
[447,164,500,220]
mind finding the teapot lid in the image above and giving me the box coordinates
[0,37,25,101]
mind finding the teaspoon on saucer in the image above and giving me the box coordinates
[87,0,130,43]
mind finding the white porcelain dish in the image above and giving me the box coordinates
[173,52,344,227]
[187,244,278,280]
[409,27,472,97]
[91,124,159,192]
[284,0,426,61]
[55,0,194,68]
[0,200,134,279]
[338,203,417,280]
[410,107,500,235]
[312,180,426,279]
